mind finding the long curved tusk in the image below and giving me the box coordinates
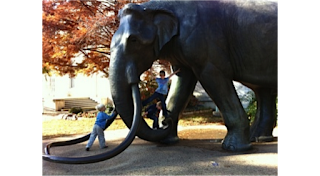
[43,112,118,155]
[42,84,141,164]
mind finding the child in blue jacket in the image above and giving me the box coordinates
[86,104,116,151]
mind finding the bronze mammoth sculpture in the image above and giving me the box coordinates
[43,0,277,164]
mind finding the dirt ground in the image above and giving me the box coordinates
[42,124,278,175]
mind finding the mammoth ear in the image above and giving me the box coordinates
[153,10,178,56]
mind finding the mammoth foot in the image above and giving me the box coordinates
[159,135,179,144]
[222,131,252,152]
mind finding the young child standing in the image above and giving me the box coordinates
[86,104,116,151]
[142,69,180,118]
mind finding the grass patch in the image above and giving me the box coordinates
[43,111,223,139]
[179,112,224,126]
[43,118,96,139]
[42,116,154,139]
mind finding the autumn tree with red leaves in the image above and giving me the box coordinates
[43,0,150,77]
[43,0,172,98]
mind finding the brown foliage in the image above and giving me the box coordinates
[42,0,148,77]
[43,0,175,97]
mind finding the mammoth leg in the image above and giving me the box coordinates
[250,87,277,142]
[199,64,252,152]
[161,66,198,144]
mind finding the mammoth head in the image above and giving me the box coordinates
[112,3,179,60]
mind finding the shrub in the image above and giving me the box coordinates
[245,97,257,125]
[69,107,83,114]
[245,96,278,126]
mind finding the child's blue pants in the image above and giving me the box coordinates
[86,124,106,149]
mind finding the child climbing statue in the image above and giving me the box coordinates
[142,69,180,122]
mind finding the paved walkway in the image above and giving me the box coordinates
[42,125,278,175]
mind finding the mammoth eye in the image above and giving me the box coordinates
[129,36,138,43]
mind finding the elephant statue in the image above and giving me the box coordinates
[43,0,277,164]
